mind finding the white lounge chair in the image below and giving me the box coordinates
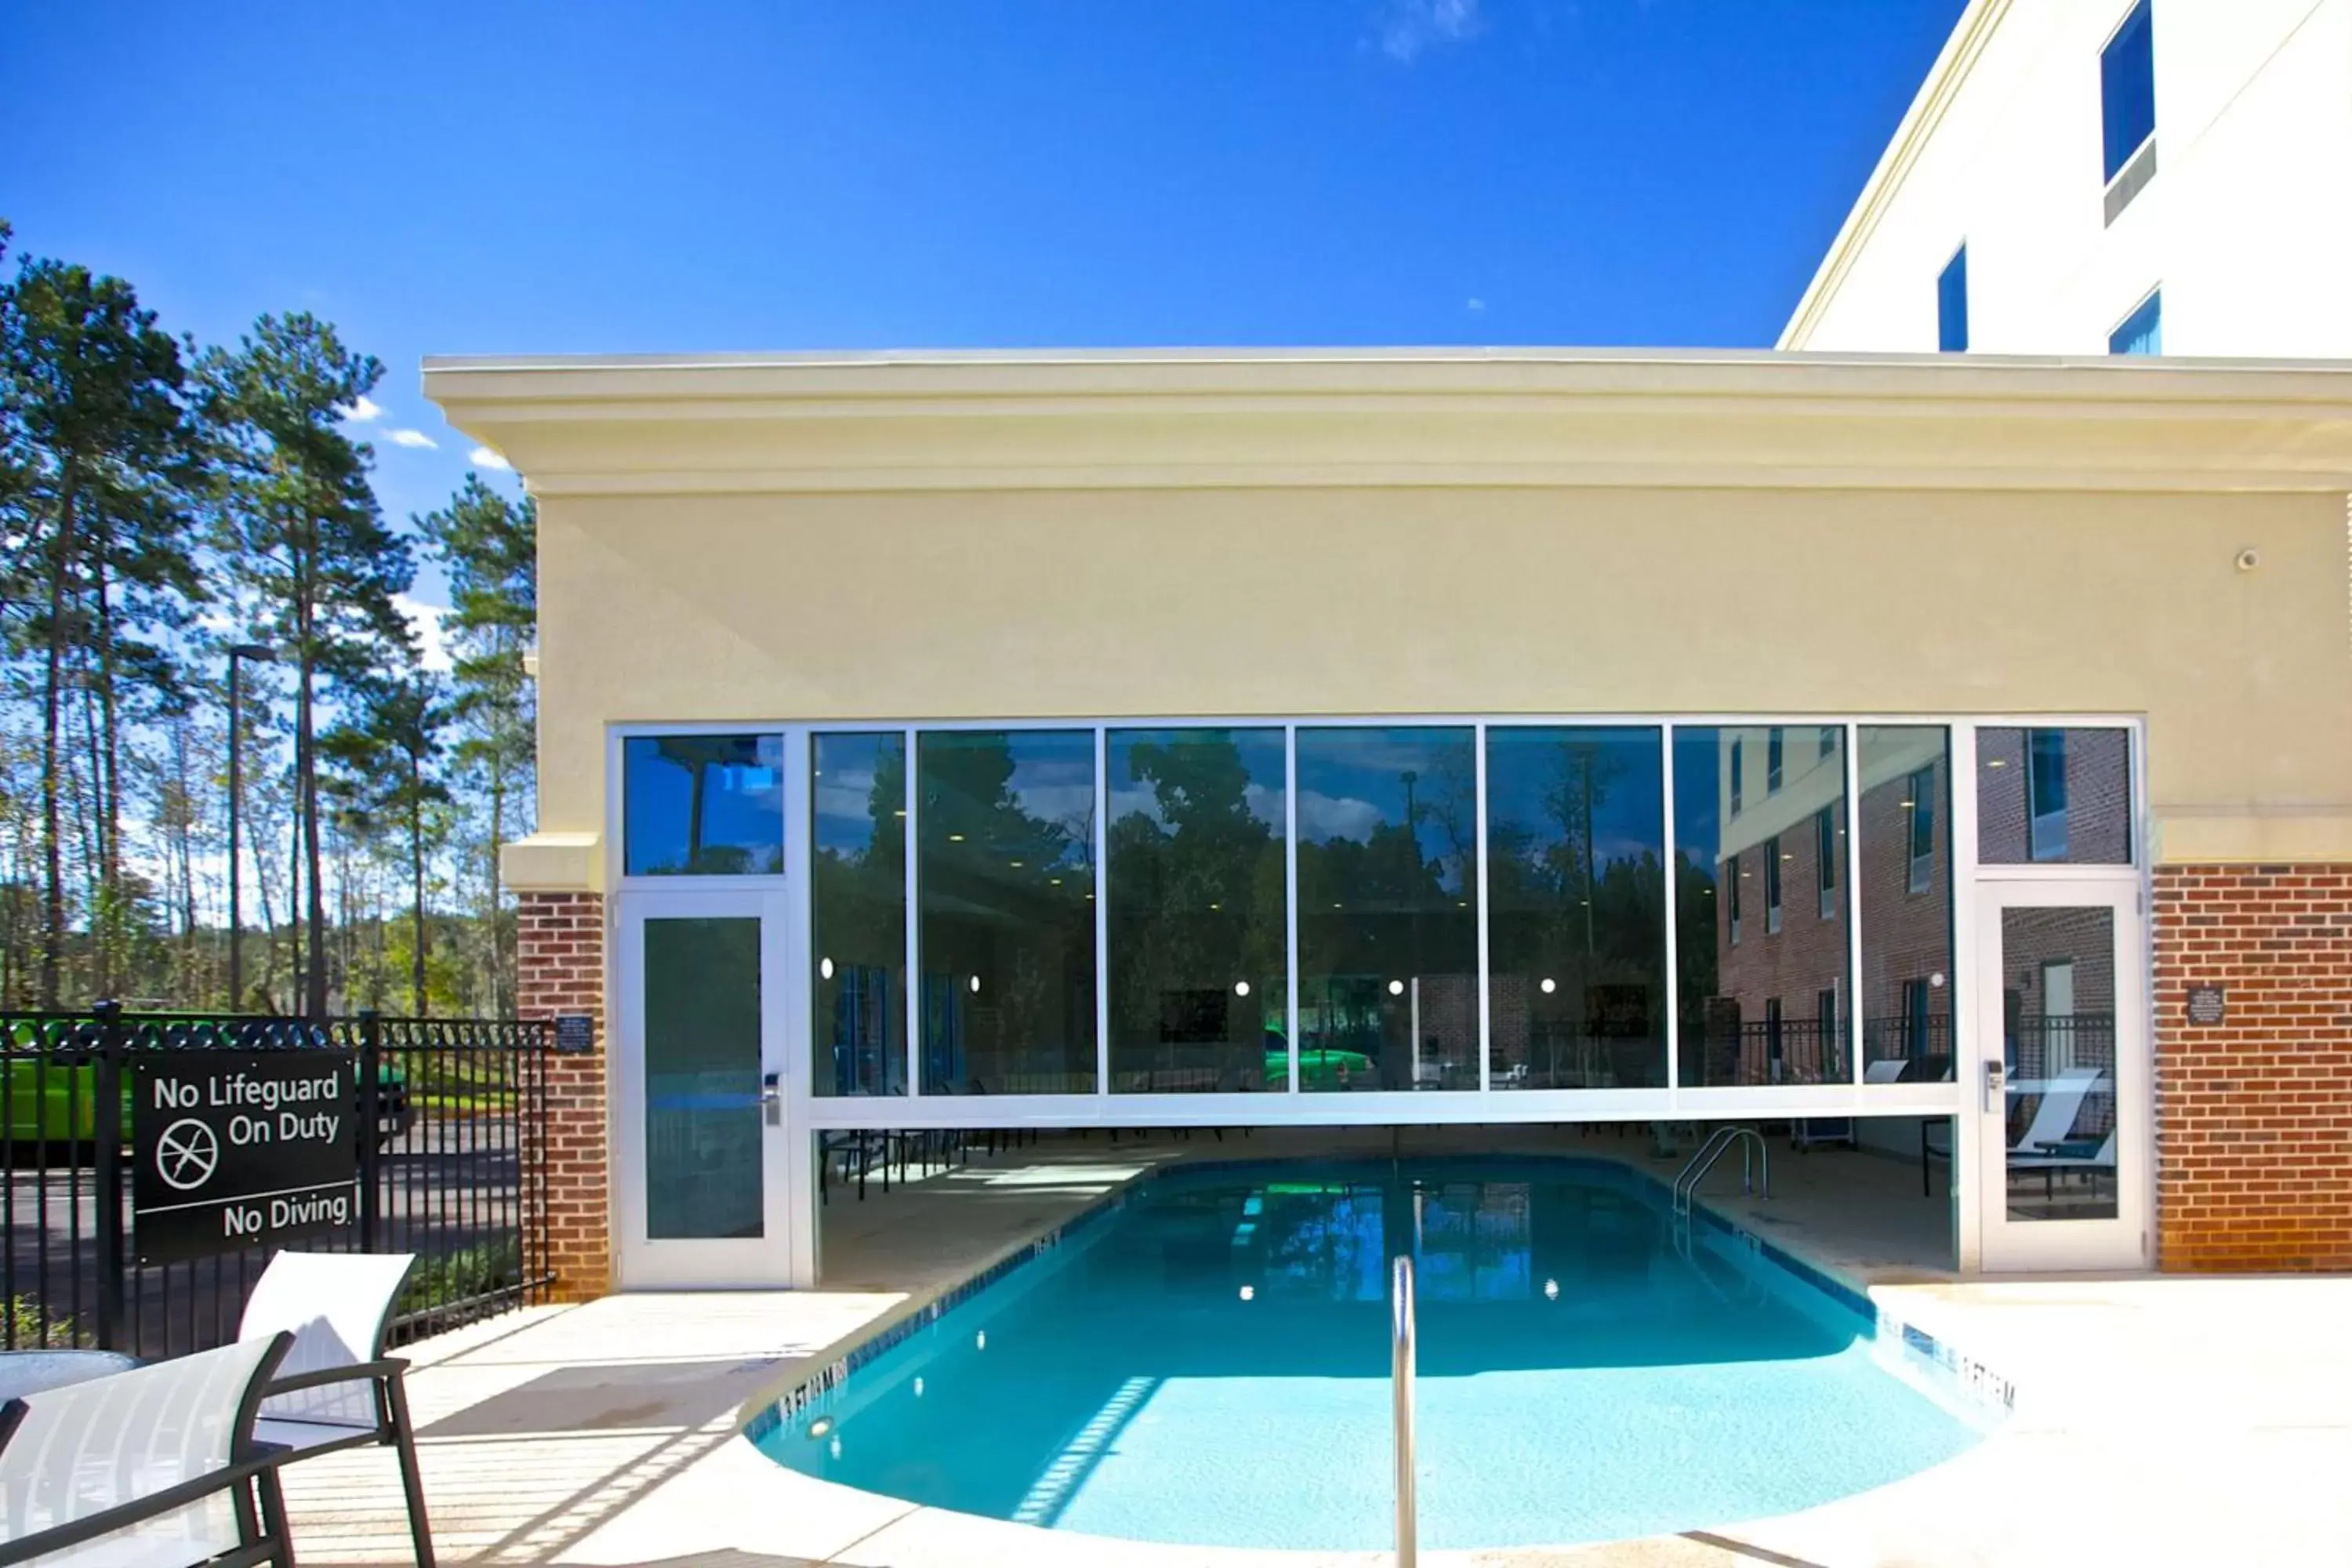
[237,1251,435,1568]
[2008,1128,2118,1200]
[1920,1065,2107,1196]
[0,1332,296,1568]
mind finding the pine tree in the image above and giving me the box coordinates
[0,245,205,1004]
[201,314,413,1017]
[417,474,535,1014]
[321,671,449,1015]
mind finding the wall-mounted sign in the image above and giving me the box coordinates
[554,1014,597,1054]
[132,1052,359,1263]
[2185,985,2227,1026]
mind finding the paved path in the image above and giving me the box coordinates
[281,1131,2352,1567]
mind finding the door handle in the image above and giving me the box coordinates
[762,1071,783,1127]
[1982,1058,2006,1114]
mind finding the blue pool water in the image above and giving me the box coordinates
[755,1159,1990,1549]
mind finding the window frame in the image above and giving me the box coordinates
[602,713,2143,1126]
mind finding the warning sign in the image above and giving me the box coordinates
[132,1052,360,1263]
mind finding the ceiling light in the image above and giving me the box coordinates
[818,957,834,980]
[1388,979,1406,996]
[1539,978,1556,995]
[1234,980,1251,997]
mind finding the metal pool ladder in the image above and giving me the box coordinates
[1391,1254,1418,1568]
[1672,1125,1769,1219]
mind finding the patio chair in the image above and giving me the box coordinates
[237,1250,436,1568]
[1920,1065,2106,1196]
[2008,1129,2118,1200]
[0,1331,296,1568]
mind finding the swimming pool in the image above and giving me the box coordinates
[752,1157,1994,1550]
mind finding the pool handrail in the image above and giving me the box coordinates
[1673,1125,1769,1218]
[1391,1252,1417,1568]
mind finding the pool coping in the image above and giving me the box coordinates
[737,1149,2017,1453]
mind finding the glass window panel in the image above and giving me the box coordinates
[812,732,906,1097]
[917,731,1098,1094]
[1859,727,1955,1084]
[623,734,785,876]
[1976,728,2132,865]
[1999,906,2120,1220]
[643,916,764,1239]
[2108,290,2161,356]
[1484,727,1666,1091]
[1105,729,1287,1093]
[1675,727,1849,1087]
[1938,245,1969,353]
[1296,727,1478,1091]
[2100,0,2155,181]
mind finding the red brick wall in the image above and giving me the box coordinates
[518,891,611,1301]
[2154,864,2352,1272]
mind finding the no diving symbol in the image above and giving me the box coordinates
[155,1118,220,1191]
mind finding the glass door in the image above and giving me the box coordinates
[615,887,795,1287]
[1974,881,2147,1271]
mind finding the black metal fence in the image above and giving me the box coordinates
[2,1004,554,1358]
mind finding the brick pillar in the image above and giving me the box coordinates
[2153,864,2352,1272]
[518,890,611,1301]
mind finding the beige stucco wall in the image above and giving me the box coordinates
[532,481,2352,876]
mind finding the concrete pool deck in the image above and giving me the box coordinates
[280,1131,2352,1567]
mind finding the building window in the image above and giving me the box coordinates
[1297,726,1479,1092]
[2027,728,2069,861]
[1817,989,1840,1076]
[1767,728,1784,793]
[916,729,1099,1094]
[813,731,907,1096]
[1727,851,1742,946]
[2102,0,2156,183]
[1730,738,1744,815]
[2110,289,2161,356]
[1816,808,1838,918]
[623,733,786,876]
[1901,977,1933,1064]
[1485,727,1668,1091]
[1765,835,1784,935]
[1906,764,1937,893]
[1765,997,1785,1082]
[1937,245,1968,353]
[1818,725,1838,760]
[1105,729,1288,1094]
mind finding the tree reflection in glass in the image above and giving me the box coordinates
[622,734,785,875]
[1485,728,1667,1090]
[813,732,906,1096]
[1105,729,1287,1093]
[917,731,1098,1094]
[1296,727,1478,1091]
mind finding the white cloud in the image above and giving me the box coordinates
[1374,0,1481,62]
[384,428,438,449]
[338,395,383,423]
[394,594,453,673]
[469,445,512,471]
[1298,789,1385,844]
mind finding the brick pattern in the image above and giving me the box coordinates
[2154,865,2352,1272]
[518,891,611,1301]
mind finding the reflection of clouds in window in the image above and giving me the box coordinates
[1298,789,1383,844]
[1109,779,1285,830]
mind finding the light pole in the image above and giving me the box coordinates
[226,643,276,1011]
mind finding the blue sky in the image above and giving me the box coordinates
[4,1,1962,607]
